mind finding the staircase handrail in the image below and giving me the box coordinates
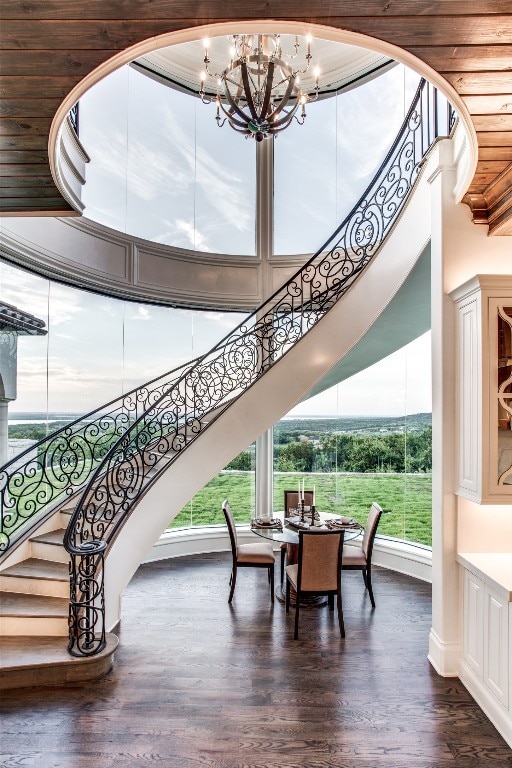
[0,351,211,553]
[63,80,456,656]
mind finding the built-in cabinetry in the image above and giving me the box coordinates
[458,553,512,747]
[450,276,512,503]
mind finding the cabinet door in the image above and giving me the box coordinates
[483,585,509,708]
[462,569,484,677]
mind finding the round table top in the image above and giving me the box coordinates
[250,510,362,545]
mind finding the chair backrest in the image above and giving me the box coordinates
[362,502,383,560]
[297,529,344,592]
[222,499,237,556]
[284,489,314,513]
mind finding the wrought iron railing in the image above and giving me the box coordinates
[61,78,456,656]
[69,103,79,135]
[0,356,206,553]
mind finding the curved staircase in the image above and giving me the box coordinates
[0,80,455,687]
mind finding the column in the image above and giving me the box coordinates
[427,139,460,676]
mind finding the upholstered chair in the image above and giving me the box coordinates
[285,529,345,639]
[222,499,275,604]
[342,502,383,608]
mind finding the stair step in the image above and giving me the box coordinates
[0,633,118,689]
[30,529,69,564]
[1,591,68,617]
[0,592,69,637]
[0,558,69,598]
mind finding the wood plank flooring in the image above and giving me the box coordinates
[1,553,511,768]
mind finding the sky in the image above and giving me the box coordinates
[0,45,432,419]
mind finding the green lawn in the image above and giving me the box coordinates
[170,471,432,547]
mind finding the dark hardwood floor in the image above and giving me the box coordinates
[1,553,511,768]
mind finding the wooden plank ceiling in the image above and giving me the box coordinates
[0,1,511,234]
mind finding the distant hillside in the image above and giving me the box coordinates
[275,413,432,438]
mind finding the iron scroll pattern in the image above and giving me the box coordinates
[0,356,203,553]
[65,79,455,656]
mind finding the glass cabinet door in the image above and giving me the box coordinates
[497,304,512,487]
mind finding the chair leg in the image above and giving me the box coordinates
[228,566,237,603]
[362,567,368,588]
[366,566,376,608]
[328,593,334,611]
[280,546,286,586]
[337,589,345,638]
[270,565,275,604]
[294,593,300,640]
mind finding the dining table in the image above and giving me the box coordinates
[250,509,363,605]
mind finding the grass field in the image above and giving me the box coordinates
[170,471,432,547]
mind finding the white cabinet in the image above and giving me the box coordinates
[458,553,512,747]
[483,581,509,708]
[451,275,512,503]
[462,568,484,677]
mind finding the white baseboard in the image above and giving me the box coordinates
[143,527,432,585]
[428,628,460,677]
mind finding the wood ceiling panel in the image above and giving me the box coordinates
[467,172,508,190]
[477,131,512,146]
[0,197,70,209]
[0,150,49,164]
[479,146,512,160]
[0,50,116,78]
[0,1,509,20]
[475,160,511,175]
[408,46,512,71]
[441,71,512,95]
[0,175,60,188]
[0,135,49,150]
[0,164,53,177]
[0,185,66,198]
[0,2,510,232]
[462,94,512,114]
[0,99,63,119]
[472,114,512,131]
[2,18,511,50]
[0,77,78,100]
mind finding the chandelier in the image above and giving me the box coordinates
[199,34,320,141]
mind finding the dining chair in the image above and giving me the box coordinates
[285,529,345,640]
[280,489,314,586]
[222,499,275,604]
[342,502,383,608]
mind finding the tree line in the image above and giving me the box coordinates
[228,427,432,474]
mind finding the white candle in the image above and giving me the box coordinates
[313,485,316,505]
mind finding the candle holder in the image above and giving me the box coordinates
[300,499,305,522]
[311,504,316,525]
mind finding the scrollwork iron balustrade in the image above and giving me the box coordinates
[64,78,455,656]
[0,356,204,553]
[69,103,79,135]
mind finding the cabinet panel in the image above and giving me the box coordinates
[484,585,509,708]
[462,568,484,676]
[458,297,480,494]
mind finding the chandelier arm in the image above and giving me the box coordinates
[222,76,254,125]
[217,101,250,130]
[260,59,275,119]
[240,61,258,121]
[267,74,297,121]
[268,106,299,132]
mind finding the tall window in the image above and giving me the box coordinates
[273,333,432,546]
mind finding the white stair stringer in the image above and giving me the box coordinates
[104,147,436,631]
